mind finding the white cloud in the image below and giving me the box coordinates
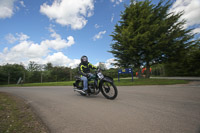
[192,28,200,34]
[95,58,117,69]
[42,36,74,50]
[169,0,200,34]
[40,0,94,30]
[2,33,44,63]
[0,0,16,19]
[17,33,30,41]
[45,52,80,68]
[5,33,18,43]
[19,1,25,7]
[111,13,114,23]
[110,0,123,6]
[0,0,25,19]
[0,27,78,67]
[41,27,75,50]
[93,30,106,41]
[3,47,8,53]
[95,24,100,29]
[11,40,48,59]
[5,33,30,44]
[105,58,117,69]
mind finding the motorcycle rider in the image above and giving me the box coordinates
[78,55,97,94]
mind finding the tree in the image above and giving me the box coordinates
[0,64,26,84]
[27,61,42,72]
[51,66,71,81]
[186,44,200,76]
[164,41,200,76]
[27,61,44,83]
[109,0,196,78]
[44,62,53,71]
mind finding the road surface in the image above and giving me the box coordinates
[0,82,200,133]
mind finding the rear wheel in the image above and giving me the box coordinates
[100,81,118,100]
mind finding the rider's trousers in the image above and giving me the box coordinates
[81,73,97,91]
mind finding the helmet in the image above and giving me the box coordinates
[81,55,88,65]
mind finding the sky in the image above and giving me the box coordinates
[0,0,200,68]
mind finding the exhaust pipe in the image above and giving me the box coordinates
[74,88,82,92]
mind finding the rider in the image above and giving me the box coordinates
[78,55,97,94]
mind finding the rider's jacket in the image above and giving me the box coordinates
[78,62,96,77]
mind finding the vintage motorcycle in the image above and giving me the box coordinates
[73,68,118,100]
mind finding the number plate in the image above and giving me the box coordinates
[97,73,104,79]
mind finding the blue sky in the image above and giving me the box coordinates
[0,0,200,68]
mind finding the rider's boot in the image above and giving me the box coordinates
[80,89,88,94]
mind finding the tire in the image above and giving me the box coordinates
[100,81,118,100]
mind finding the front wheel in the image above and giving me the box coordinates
[100,81,118,100]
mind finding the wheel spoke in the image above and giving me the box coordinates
[103,82,115,97]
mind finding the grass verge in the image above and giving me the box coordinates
[114,78,189,86]
[0,92,49,133]
[0,78,189,87]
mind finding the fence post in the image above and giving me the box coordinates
[70,70,72,81]
[8,73,10,85]
[41,72,43,83]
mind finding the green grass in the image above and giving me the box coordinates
[114,78,189,86]
[0,92,48,133]
[0,81,75,87]
[0,78,189,87]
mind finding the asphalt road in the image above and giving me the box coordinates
[0,82,200,133]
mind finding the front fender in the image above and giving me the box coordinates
[103,76,113,82]
[99,76,113,88]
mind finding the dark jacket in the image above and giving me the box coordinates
[78,62,96,77]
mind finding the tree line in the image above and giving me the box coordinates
[0,62,124,85]
[0,62,77,85]
[0,59,199,85]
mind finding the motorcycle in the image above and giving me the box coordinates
[73,68,118,100]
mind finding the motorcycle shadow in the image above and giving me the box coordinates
[75,93,104,99]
